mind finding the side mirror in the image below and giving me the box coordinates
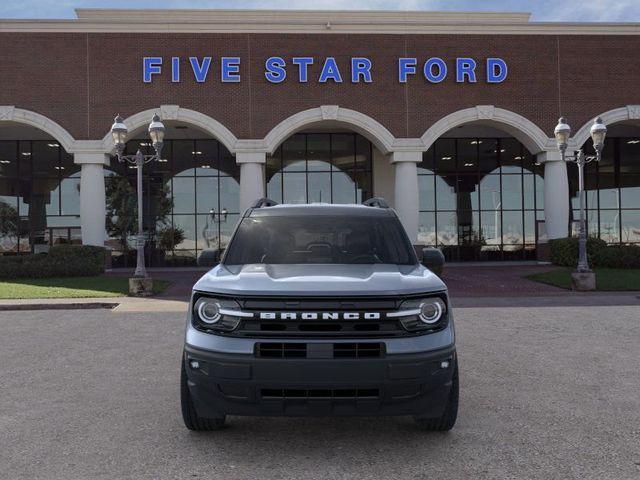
[197,249,221,267]
[421,247,445,277]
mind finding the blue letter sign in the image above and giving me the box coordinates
[221,57,241,82]
[142,56,508,84]
[292,57,314,82]
[319,57,343,83]
[351,58,372,83]
[487,58,508,83]
[398,58,417,83]
[456,58,477,83]
[143,57,162,83]
[189,57,211,83]
[265,56,287,83]
[424,58,447,83]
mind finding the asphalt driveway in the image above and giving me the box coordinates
[1,306,639,479]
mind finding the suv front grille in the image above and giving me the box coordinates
[257,342,307,358]
[261,388,380,399]
[256,342,384,359]
[231,297,410,338]
[240,318,402,337]
[199,294,448,338]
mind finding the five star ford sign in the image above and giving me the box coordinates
[143,56,508,84]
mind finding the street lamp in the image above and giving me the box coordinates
[110,113,165,279]
[202,208,228,248]
[554,116,607,276]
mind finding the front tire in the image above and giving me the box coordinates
[181,362,226,431]
[414,363,459,431]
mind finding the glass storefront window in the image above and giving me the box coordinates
[0,140,79,254]
[266,133,373,205]
[106,138,239,267]
[419,136,544,261]
[569,136,640,245]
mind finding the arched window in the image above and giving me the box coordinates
[418,137,544,261]
[106,138,239,267]
[266,133,373,204]
[0,140,79,254]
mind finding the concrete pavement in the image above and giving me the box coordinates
[1,306,639,479]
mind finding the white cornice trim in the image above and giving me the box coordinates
[1,9,640,35]
[74,9,532,24]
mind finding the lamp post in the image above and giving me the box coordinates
[110,114,165,280]
[553,116,607,286]
[203,207,228,249]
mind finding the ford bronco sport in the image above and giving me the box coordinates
[181,198,457,431]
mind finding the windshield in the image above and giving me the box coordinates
[223,215,417,265]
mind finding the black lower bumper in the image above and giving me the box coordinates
[184,343,456,418]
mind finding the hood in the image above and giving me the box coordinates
[192,263,447,297]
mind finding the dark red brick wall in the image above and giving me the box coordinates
[1,31,639,142]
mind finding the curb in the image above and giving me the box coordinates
[0,302,120,312]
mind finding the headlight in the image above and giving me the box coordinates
[419,298,445,324]
[192,295,244,332]
[195,298,221,324]
[391,296,447,331]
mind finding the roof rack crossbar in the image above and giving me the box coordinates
[362,197,389,209]
[250,197,279,208]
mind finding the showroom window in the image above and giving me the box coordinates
[266,133,373,204]
[107,139,239,267]
[570,137,640,244]
[0,140,80,254]
[418,138,544,261]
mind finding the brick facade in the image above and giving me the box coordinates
[1,31,639,142]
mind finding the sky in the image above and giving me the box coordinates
[1,0,640,22]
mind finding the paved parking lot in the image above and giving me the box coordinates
[1,305,639,479]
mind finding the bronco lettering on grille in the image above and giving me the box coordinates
[258,312,381,320]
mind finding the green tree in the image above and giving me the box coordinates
[0,201,21,248]
[105,175,173,251]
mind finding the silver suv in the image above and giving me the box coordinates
[181,198,457,431]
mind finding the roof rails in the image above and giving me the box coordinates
[362,197,389,209]
[250,198,279,209]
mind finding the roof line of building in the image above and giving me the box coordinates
[0,9,638,35]
[73,8,533,23]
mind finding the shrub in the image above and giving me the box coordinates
[549,237,607,267]
[0,245,106,279]
[157,226,185,252]
[592,245,640,269]
[550,237,640,269]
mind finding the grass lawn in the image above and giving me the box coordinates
[0,276,170,299]
[526,268,640,291]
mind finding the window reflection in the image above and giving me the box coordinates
[568,136,640,245]
[105,138,239,267]
[265,133,373,205]
[418,136,544,260]
[0,140,79,254]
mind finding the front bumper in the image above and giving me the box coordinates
[184,343,456,417]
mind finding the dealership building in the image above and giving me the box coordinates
[1,9,640,265]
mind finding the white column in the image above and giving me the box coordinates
[373,147,395,208]
[237,151,266,212]
[539,151,569,239]
[75,153,109,246]
[391,151,421,244]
